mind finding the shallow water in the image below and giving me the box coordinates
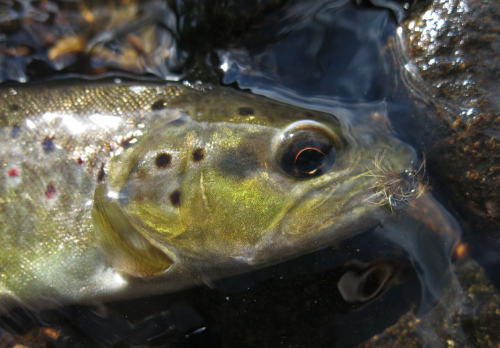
[0,0,499,347]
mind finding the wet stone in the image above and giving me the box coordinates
[398,0,500,226]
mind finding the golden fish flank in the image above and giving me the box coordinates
[0,84,418,311]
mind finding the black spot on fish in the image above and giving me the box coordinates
[42,136,55,153]
[9,104,20,112]
[192,148,204,162]
[11,124,20,138]
[45,183,56,199]
[151,99,166,111]
[120,136,135,149]
[238,107,255,116]
[97,164,105,183]
[170,190,181,207]
[155,153,172,169]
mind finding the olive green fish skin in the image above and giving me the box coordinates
[0,84,416,312]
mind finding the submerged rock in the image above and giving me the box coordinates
[389,0,500,231]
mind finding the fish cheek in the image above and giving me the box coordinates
[208,134,288,236]
[132,152,184,201]
[185,170,295,258]
[188,145,294,257]
[114,153,186,246]
[119,170,161,205]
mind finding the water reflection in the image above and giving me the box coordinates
[218,0,392,103]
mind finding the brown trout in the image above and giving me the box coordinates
[0,83,418,312]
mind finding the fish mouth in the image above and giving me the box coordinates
[281,148,424,239]
[361,151,427,211]
[92,184,174,277]
[282,178,381,238]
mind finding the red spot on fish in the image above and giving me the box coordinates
[8,168,19,177]
[77,157,84,165]
[45,183,56,199]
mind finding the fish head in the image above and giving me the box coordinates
[93,92,419,277]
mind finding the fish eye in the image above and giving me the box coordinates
[277,121,341,179]
[282,139,334,178]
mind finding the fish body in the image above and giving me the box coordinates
[0,84,417,312]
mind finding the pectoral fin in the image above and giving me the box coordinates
[92,184,173,277]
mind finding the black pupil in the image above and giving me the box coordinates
[295,149,326,173]
[281,137,336,178]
